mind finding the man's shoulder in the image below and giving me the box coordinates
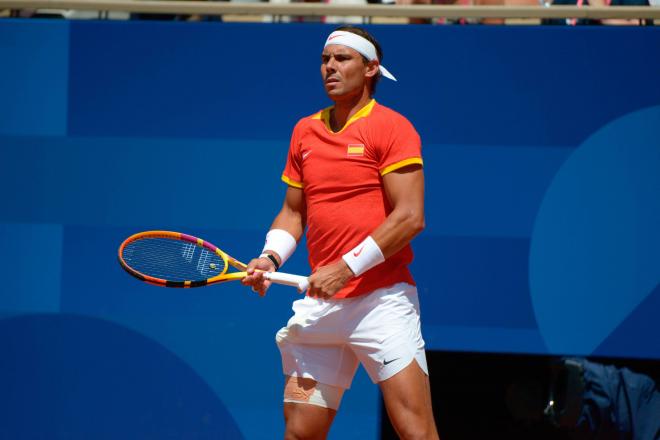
[293,107,330,129]
[371,102,413,124]
[369,102,417,133]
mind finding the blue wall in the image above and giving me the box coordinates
[0,20,659,439]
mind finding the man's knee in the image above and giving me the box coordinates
[282,376,342,439]
[283,419,318,440]
[283,402,336,440]
[391,420,438,440]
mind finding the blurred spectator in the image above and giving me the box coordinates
[596,0,654,25]
[507,357,660,440]
[325,0,369,24]
[130,12,189,21]
[270,0,324,23]
[396,0,433,24]
[267,0,369,24]
[394,0,540,26]
[9,8,66,18]
[474,0,543,25]
[543,0,653,25]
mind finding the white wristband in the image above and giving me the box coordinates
[342,236,385,277]
[262,229,297,267]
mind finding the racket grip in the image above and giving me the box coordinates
[264,272,309,293]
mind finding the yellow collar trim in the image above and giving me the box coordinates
[313,99,376,134]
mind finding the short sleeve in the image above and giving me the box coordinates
[281,121,304,188]
[376,113,423,176]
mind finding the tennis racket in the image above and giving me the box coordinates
[118,230,309,291]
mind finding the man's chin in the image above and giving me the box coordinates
[325,89,344,100]
[325,85,342,95]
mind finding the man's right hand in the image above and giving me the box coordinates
[241,255,278,296]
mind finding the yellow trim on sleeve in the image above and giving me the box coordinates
[281,174,304,189]
[380,157,424,176]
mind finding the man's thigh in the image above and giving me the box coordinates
[379,360,439,439]
[277,296,361,390]
[350,283,428,384]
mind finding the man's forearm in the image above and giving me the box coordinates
[371,166,425,259]
[270,208,305,244]
[370,206,425,259]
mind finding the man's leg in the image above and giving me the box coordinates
[282,376,342,440]
[283,401,335,440]
[379,360,440,440]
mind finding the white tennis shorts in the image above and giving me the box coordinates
[276,282,428,390]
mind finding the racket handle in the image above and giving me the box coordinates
[264,272,309,293]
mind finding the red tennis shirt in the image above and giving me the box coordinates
[282,99,423,299]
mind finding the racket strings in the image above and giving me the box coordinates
[122,237,226,282]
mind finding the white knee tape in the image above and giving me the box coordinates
[284,380,345,411]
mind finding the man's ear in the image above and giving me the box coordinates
[365,60,380,79]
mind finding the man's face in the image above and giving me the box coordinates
[321,44,374,100]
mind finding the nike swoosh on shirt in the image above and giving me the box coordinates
[383,358,400,366]
[302,151,312,160]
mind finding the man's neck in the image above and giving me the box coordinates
[330,90,372,132]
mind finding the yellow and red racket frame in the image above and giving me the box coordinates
[118,230,249,288]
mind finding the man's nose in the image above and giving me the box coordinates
[325,57,337,71]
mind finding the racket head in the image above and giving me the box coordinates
[118,231,246,288]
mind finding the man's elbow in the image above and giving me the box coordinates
[411,214,425,236]
[401,209,425,236]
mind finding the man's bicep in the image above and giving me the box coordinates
[382,165,425,210]
[283,186,305,213]
[271,186,306,239]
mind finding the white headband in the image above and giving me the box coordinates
[323,31,397,82]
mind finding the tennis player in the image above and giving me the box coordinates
[242,26,439,439]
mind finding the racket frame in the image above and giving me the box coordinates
[118,230,247,288]
[118,230,309,292]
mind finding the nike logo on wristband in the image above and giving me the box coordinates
[353,246,365,257]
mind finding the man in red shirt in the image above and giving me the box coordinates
[243,26,439,439]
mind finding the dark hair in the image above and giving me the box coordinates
[334,25,383,95]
